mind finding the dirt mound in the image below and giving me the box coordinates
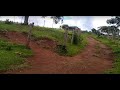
[36,38,57,51]
[21,32,58,51]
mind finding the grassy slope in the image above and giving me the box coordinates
[0,22,88,56]
[0,38,33,72]
[90,33,120,74]
[0,22,88,72]
[66,33,88,56]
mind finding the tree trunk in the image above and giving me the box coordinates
[24,16,29,25]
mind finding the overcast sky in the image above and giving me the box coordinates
[0,16,112,31]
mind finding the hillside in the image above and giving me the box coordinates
[0,22,87,72]
[0,21,87,56]
[0,21,117,74]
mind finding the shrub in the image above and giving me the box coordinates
[73,32,79,45]
[56,44,67,55]
[5,19,13,24]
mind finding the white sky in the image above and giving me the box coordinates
[0,16,112,31]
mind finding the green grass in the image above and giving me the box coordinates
[0,22,64,43]
[0,22,88,56]
[0,21,89,73]
[0,21,88,72]
[0,39,33,72]
[90,33,120,74]
[66,34,88,56]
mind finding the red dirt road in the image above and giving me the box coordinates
[1,32,114,74]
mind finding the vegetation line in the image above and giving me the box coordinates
[90,33,120,74]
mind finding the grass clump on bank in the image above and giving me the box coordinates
[0,39,33,72]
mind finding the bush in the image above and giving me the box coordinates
[5,19,13,24]
[79,35,83,43]
[73,32,79,45]
[56,44,67,55]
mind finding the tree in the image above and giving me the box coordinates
[91,28,97,34]
[24,16,29,25]
[91,28,100,35]
[51,16,63,28]
[61,24,69,30]
[98,26,119,39]
[98,26,108,33]
[107,16,120,38]
[51,16,67,45]
[54,16,63,24]
[98,26,110,38]
[110,26,119,39]
[92,28,101,37]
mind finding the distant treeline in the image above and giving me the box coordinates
[91,16,120,40]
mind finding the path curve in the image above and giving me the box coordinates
[1,31,114,74]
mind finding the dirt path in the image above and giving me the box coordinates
[1,32,114,74]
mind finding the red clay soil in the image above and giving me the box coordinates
[36,38,57,51]
[0,31,114,74]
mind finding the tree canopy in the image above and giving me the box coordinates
[51,16,63,24]
[107,16,120,27]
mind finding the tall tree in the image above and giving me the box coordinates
[107,16,120,38]
[98,26,119,39]
[92,28,101,37]
[24,16,29,25]
[98,26,110,38]
[91,28,97,34]
[110,26,119,39]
